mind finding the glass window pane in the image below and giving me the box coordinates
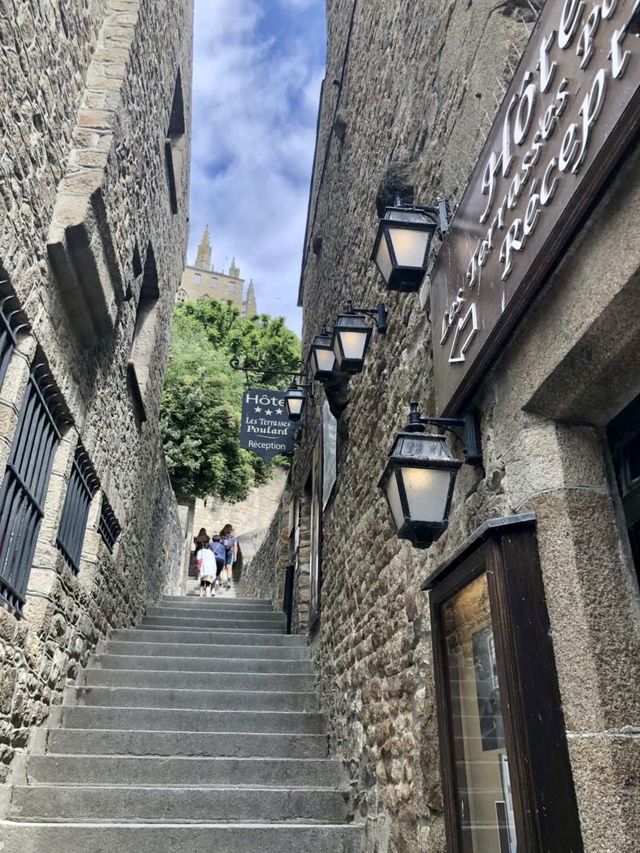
[442,573,517,853]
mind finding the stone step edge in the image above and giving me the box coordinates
[10,784,348,793]
[54,705,324,716]
[44,727,327,737]
[85,665,313,674]
[88,657,312,669]
[4,819,354,827]
[34,754,338,765]
[0,820,360,827]
[66,686,317,698]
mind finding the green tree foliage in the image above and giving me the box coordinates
[178,300,301,388]
[160,301,300,501]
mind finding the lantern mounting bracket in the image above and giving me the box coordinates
[405,401,482,466]
[229,355,309,387]
[344,300,388,333]
[395,197,451,236]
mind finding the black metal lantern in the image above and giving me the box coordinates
[331,312,372,374]
[309,325,336,381]
[378,402,482,548]
[330,302,387,375]
[378,430,462,547]
[372,200,450,292]
[284,383,306,421]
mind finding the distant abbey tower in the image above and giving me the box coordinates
[178,226,258,316]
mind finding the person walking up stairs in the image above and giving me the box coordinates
[0,595,363,852]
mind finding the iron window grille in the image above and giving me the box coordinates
[0,359,70,617]
[99,496,121,553]
[56,444,99,574]
[0,284,29,390]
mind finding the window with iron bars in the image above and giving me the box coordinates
[0,360,69,617]
[56,444,99,574]
[99,496,121,553]
[0,285,28,391]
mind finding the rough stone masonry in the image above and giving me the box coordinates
[242,1,640,852]
[0,0,193,776]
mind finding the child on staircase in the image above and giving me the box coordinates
[195,535,217,598]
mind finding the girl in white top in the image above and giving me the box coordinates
[195,538,217,598]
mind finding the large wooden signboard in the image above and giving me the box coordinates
[431,0,640,415]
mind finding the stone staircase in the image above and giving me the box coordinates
[0,594,362,851]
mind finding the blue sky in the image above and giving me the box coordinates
[188,0,326,334]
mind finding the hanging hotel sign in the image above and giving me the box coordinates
[240,388,297,460]
[431,0,640,415]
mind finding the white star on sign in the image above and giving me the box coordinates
[275,408,283,415]
[255,407,262,413]
[265,409,273,415]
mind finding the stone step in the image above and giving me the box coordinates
[50,706,327,734]
[81,668,315,692]
[67,685,318,712]
[103,640,309,660]
[44,728,329,759]
[140,615,285,630]
[136,621,285,633]
[148,605,281,620]
[163,595,271,606]
[8,784,351,823]
[26,755,343,787]
[90,653,312,674]
[108,629,303,646]
[0,821,364,853]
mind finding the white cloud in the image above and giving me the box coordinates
[188,0,326,334]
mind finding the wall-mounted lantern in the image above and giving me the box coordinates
[331,301,388,374]
[284,381,312,422]
[308,325,336,381]
[372,199,450,292]
[378,401,482,547]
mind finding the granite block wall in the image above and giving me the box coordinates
[0,0,193,777]
[282,1,640,851]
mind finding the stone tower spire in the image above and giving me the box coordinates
[195,226,212,269]
[229,256,240,278]
[245,278,257,317]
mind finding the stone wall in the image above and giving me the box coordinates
[0,0,192,778]
[192,468,288,566]
[240,480,292,609]
[288,2,640,852]
[293,2,538,843]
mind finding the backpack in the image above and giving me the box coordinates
[210,539,226,562]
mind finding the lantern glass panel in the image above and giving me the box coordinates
[286,391,304,419]
[388,226,430,269]
[313,347,336,375]
[375,232,393,282]
[385,469,405,532]
[400,466,452,523]
[335,329,369,361]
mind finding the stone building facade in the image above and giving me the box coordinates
[177,226,258,315]
[0,0,192,777]
[241,2,640,852]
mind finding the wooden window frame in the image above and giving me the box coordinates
[423,514,583,853]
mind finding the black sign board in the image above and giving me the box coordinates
[431,0,640,414]
[240,388,296,460]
